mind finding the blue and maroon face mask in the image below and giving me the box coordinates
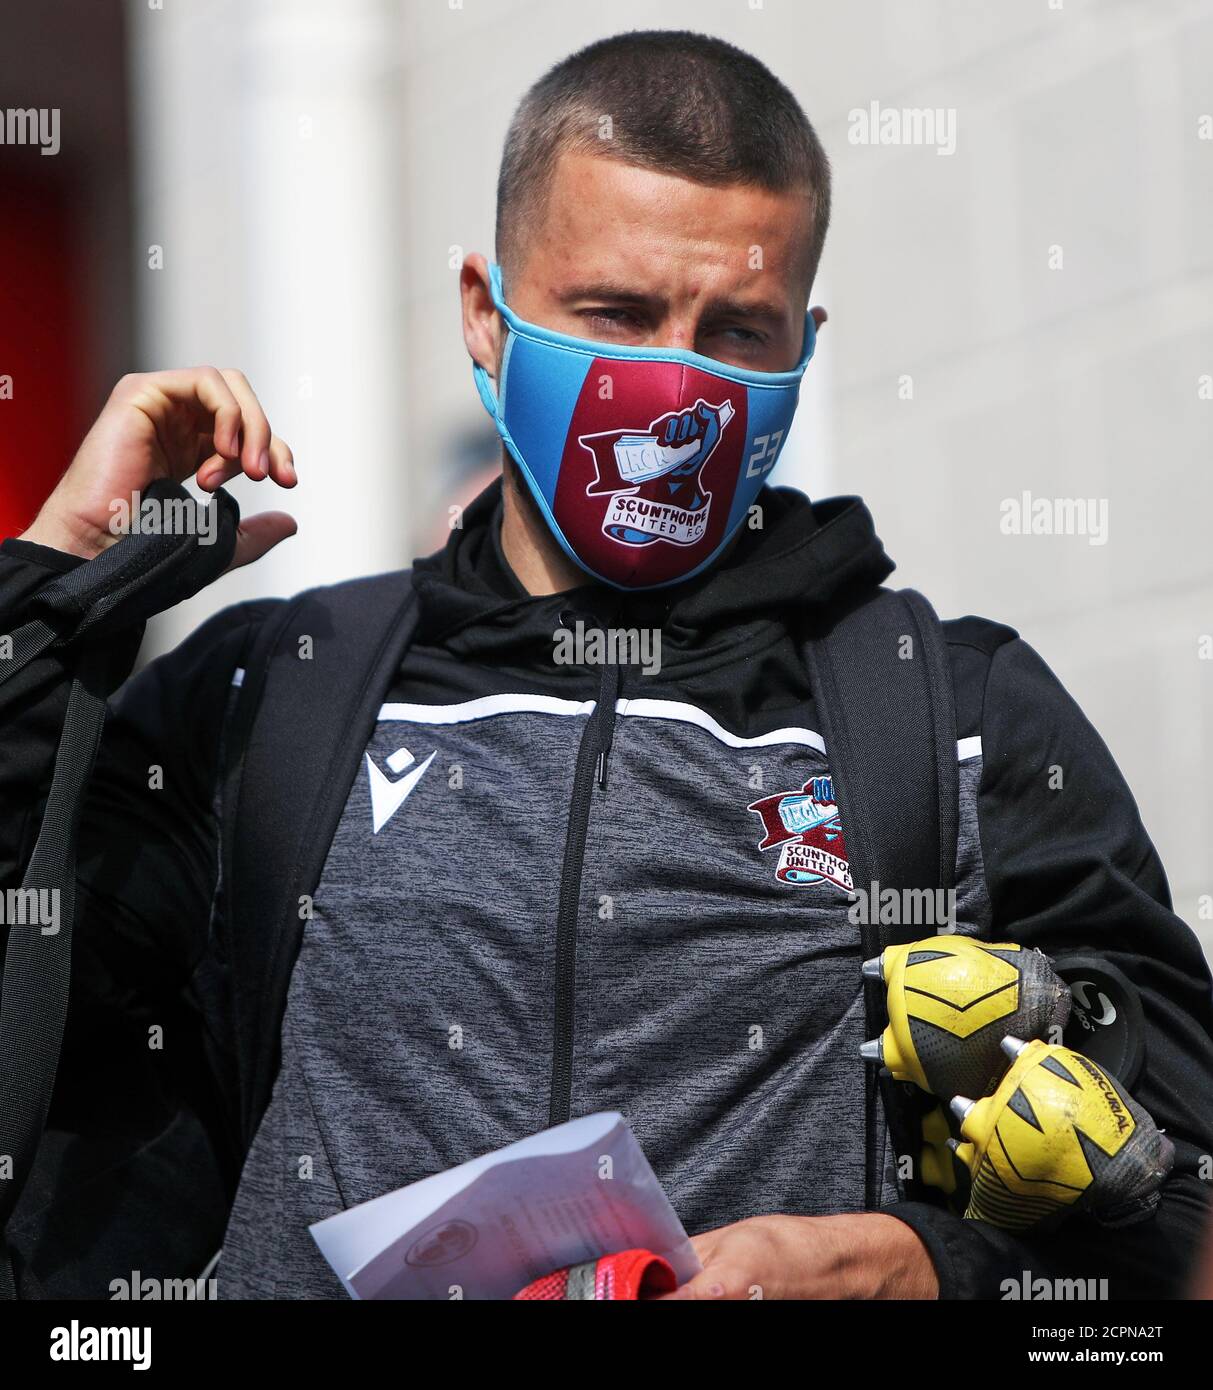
[473,263,815,590]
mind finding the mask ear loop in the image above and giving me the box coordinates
[472,358,500,416]
[488,261,508,307]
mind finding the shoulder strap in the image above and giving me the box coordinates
[0,481,239,1299]
[220,568,419,1149]
[0,654,106,1301]
[802,586,958,1211]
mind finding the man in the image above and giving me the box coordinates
[2,31,1211,1301]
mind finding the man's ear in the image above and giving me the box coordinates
[460,253,503,379]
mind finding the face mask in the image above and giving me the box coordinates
[473,262,815,590]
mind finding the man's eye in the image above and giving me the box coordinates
[717,325,765,346]
[583,308,640,334]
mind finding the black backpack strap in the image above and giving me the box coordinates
[0,482,239,1299]
[0,655,106,1302]
[219,568,419,1150]
[803,586,959,1211]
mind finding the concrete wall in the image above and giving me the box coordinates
[394,0,1213,956]
[133,0,1213,954]
[130,0,410,652]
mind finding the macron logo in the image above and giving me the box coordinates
[366,746,435,833]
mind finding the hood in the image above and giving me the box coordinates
[410,477,894,675]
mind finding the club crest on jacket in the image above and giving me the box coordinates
[747,774,852,891]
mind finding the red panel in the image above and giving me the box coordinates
[0,171,82,539]
[551,358,747,588]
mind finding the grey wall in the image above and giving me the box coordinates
[133,0,1213,954]
[395,0,1213,957]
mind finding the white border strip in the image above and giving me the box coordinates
[379,693,822,755]
[282,686,979,762]
[379,693,596,724]
[616,697,826,753]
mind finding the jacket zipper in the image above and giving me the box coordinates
[548,648,620,1128]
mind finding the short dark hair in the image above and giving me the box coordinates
[496,30,831,288]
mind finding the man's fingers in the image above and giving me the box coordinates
[136,367,243,466]
[655,1272,730,1300]
[198,434,295,493]
[219,368,281,483]
[197,455,242,492]
[655,1246,733,1301]
[226,510,298,571]
[653,1232,722,1297]
[118,368,294,489]
[266,433,297,486]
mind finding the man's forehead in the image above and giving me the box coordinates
[520,150,815,293]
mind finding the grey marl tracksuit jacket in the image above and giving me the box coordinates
[2,480,1211,1299]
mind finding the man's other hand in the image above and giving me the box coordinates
[656,1212,939,1300]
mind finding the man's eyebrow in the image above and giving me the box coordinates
[556,282,665,308]
[557,283,791,323]
[703,297,790,324]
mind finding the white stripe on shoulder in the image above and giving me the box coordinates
[378,692,596,724]
[374,690,983,764]
[376,692,825,751]
[231,667,245,688]
[615,697,827,753]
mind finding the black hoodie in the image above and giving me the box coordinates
[1,483,1211,1300]
[403,479,895,730]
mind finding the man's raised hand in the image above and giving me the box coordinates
[20,366,297,572]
